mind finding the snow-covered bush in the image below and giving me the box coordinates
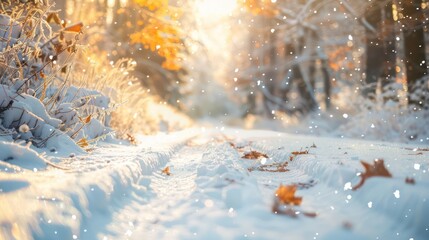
[337,82,429,143]
[0,0,114,156]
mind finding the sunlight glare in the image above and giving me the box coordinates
[196,0,237,18]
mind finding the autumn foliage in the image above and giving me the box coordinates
[131,0,184,70]
[239,0,279,16]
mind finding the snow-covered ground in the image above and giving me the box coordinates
[1,128,428,240]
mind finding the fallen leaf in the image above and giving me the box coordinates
[405,177,415,185]
[127,134,137,145]
[242,150,268,159]
[275,184,302,206]
[302,211,317,218]
[289,149,309,161]
[291,150,309,155]
[352,159,392,190]
[161,166,171,176]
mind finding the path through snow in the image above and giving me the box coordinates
[1,128,428,240]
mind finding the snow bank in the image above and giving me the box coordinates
[0,141,46,171]
[0,130,196,240]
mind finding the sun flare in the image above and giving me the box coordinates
[196,0,237,18]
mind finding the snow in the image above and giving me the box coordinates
[1,128,428,240]
[0,141,47,171]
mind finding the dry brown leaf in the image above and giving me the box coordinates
[242,150,268,159]
[275,184,302,206]
[78,115,91,124]
[289,149,309,161]
[63,22,83,33]
[291,150,309,155]
[47,12,61,25]
[127,134,137,145]
[77,138,89,148]
[405,177,415,185]
[353,159,392,190]
[161,166,171,176]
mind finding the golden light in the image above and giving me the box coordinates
[195,0,237,18]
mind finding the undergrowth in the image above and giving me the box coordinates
[0,0,191,153]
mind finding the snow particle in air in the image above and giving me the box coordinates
[344,182,352,191]
[414,163,421,170]
[72,215,77,220]
[72,235,77,239]
[368,202,373,208]
[342,113,348,119]
[346,195,352,200]
[394,190,400,199]
[371,124,375,128]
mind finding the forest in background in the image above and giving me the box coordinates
[0,0,428,151]
[57,0,429,141]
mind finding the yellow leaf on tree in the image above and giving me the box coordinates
[239,0,279,17]
[130,0,183,70]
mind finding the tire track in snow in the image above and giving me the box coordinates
[97,138,209,240]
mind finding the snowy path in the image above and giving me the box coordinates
[1,128,429,240]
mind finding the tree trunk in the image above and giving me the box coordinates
[321,59,331,109]
[363,1,396,101]
[402,0,428,107]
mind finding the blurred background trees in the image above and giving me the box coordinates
[232,0,428,118]
[51,0,429,138]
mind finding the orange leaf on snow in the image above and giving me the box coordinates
[353,159,392,190]
[161,166,171,176]
[242,150,268,159]
[275,184,302,206]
